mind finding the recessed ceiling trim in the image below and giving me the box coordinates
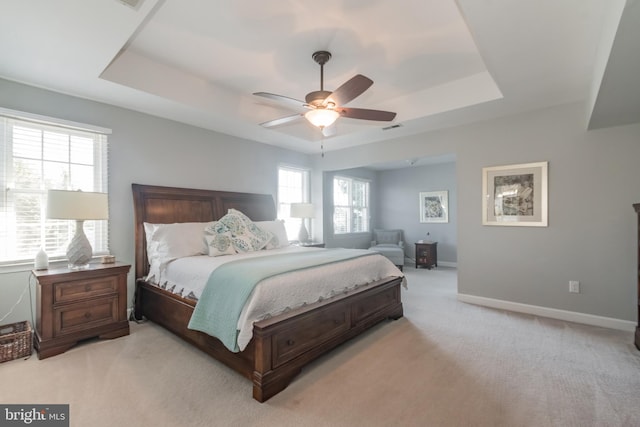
[118,0,142,10]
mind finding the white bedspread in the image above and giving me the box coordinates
[149,246,405,351]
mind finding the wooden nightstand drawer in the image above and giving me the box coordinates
[54,296,118,336]
[54,276,118,303]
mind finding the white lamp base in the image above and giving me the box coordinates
[298,223,309,243]
[67,220,92,270]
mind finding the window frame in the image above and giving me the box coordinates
[0,107,110,268]
[277,164,311,241]
[332,175,370,235]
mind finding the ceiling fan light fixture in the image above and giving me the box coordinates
[305,108,340,128]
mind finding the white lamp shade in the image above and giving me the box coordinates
[290,203,314,219]
[304,109,339,128]
[47,190,109,220]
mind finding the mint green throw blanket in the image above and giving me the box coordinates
[187,248,376,352]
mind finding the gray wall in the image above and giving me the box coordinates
[0,78,310,324]
[314,102,640,322]
[376,162,457,264]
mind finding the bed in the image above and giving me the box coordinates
[132,183,404,402]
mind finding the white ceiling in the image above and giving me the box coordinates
[0,0,637,155]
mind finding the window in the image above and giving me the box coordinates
[277,165,310,240]
[0,109,110,265]
[333,176,370,234]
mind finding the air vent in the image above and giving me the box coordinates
[382,124,403,131]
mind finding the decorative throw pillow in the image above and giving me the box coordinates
[230,235,254,253]
[219,209,247,235]
[215,209,272,252]
[204,221,227,235]
[205,231,236,257]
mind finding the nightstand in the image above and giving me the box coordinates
[415,242,438,269]
[33,263,130,359]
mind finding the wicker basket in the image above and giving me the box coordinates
[0,320,33,363]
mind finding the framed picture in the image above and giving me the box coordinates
[482,161,548,227]
[419,191,448,223]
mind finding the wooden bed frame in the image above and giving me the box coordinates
[132,183,404,402]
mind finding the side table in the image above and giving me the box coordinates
[33,263,130,359]
[415,242,437,269]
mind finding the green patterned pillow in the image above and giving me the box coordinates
[205,231,236,256]
[212,209,272,252]
[230,235,253,253]
[204,221,228,235]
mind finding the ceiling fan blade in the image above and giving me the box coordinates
[338,107,396,122]
[324,74,373,106]
[259,113,303,128]
[253,92,308,111]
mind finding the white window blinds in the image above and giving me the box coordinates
[333,175,370,234]
[0,109,110,265]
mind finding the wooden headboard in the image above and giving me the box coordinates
[132,184,276,280]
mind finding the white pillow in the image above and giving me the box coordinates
[143,222,160,260]
[144,221,213,262]
[255,220,290,249]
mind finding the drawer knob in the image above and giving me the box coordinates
[84,312,92,319]
[286,339,295,346]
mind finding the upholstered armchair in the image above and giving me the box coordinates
[369,229,404,271]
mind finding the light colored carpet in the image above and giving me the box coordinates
[2,267,640,426]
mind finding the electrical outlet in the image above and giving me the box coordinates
[569,280,580,293]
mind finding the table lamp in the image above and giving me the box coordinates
[47,189,109,269]
[290,203,314,243]
[289,203,313,243]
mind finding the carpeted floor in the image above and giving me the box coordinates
[2,267,640,426]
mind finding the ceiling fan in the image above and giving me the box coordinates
[253,51,397,136]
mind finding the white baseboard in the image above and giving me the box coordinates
[457,293,636,332]
[437,261,457,268]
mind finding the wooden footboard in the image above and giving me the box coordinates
[134,276,403,402]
